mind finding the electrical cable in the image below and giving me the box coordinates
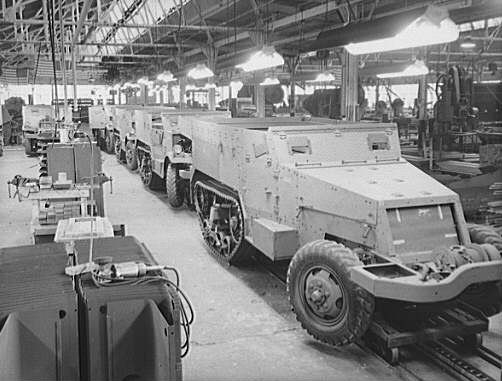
[90,267,194,357]
[47,0,60,145]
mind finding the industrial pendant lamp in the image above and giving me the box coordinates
[187,63,214,80]
[204,82,217,90]
[236,45,285,72]
[377,60,429,79]
[308,72,335,83]
[260,76,280,86]
[460,37,476,49]
[157,71,176,82]
[137,76,149,85]
[345,6,459,55]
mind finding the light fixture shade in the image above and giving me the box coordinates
[230,80,243,93]
[460,37,476,49]
[157,71,176,82]
[260,77,280,86]
[187,64,214,79]
[345,6,459,55]
[236,46,284,72]
[308,72,335,83]
[377,60,429,78]
[137,76,149,85]
[204,82,217,89]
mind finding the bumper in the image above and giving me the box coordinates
[350,260,502,303]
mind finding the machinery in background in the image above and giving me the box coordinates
[302,89,342,119]
[145,116,501,360]
[1,97,24,147]
[400,67,502,226]
[432,67,501,225]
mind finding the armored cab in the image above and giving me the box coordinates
[133,110,230,199]
[88,105,114,153]
[168,117,502,346]
[22,105,73,155]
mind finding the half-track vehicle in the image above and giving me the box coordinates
[112,106,176,168]
[164,116,502,346]
[136,110,230,197]
[22,105,73,154]
[88,105,115,153]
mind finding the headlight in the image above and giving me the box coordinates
[173,144,183,155]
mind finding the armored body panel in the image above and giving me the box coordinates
[180,118,466,260]
[88,105,112,131]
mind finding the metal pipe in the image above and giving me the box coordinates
[72,4,78,112]
[59,0,67,111]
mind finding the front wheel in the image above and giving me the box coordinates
[166,164,185,208]
[114,136,122,161]
[24,138,34,155]
[140,154,163,190]
[287,240,374,346]
[125,141,138,170]
[105,130,115,154]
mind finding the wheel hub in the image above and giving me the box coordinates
[305,269,344,319]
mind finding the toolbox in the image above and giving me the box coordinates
[0,236,182,381]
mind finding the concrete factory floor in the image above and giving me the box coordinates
[1,145,501,381]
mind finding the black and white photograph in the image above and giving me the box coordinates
[0,0,501,380]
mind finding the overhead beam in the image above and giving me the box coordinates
[72,0,92,44]
[0,18,253,32]
[0,38,194,48]
[0,51,173,58]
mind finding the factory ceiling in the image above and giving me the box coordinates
[0,0,501,84]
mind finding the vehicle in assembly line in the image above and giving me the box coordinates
[88,105,115,153]
[161,116,502,347]
[112,106,176,169]
[22,105,72,154]
[129,109,229,196]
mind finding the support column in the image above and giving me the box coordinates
[167,85,174,104]
[228,84,232,112]
[179,77,186,111]
[204,45,218,111]
[71,44,78,114]
[255,83,265,118]
[341,50,359,121]
[208,88,216,111]
[285,55,300,117]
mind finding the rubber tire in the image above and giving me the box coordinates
[464,224,502,316]
[24,138,34,155]
[125,141,138,170]
[287,240,374,346]
[140,155,163,190]
[105,130,115,154]
[114,137,122,162]
[467,223,502,252]
[166,164,184,208]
